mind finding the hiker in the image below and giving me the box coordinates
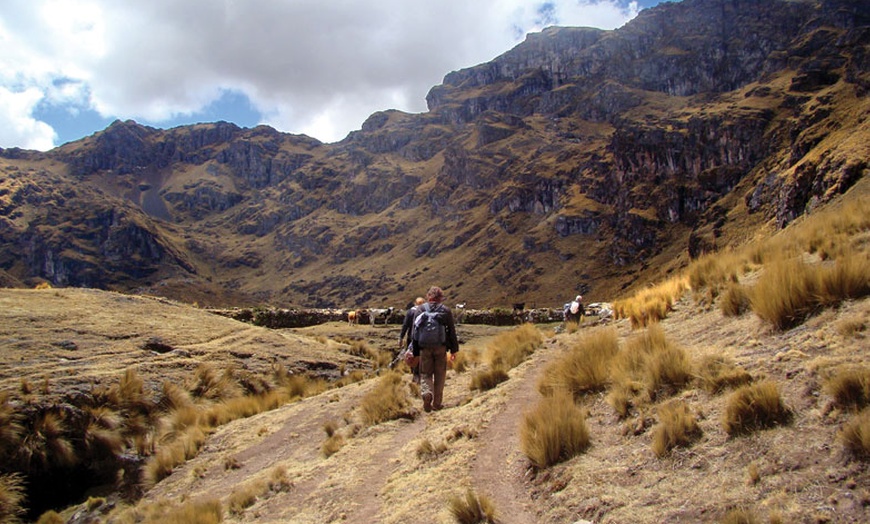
[399,296,425,383]
[412,286,459,412]
[564,295,584,324]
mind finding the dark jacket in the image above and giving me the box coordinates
[399,306,418,347]
[411,301,459,356]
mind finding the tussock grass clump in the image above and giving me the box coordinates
[359,371,414,426]
[112,499,223,524]
[695,354,753,394]
[608,325,692,416]
[450,349,473,373]
[687,251,747,292]
[720,507,760,524]
[749,259,818,330]
[824,366,870,411]
[447,488,497,524]
[0,393,22,457]
[483,323,543,371]
[538,327,619,399]
[189,364,242,402]
[723,381,791,436]
[143,425,208,487]
[840,408,870,458]
[19,410,78,470]
[470,366,509,392]
[651,400,702,457]
[614,276,689,329]
[416,438,448,459]
[720,282,751,317]
[520,390,590,468]
[0,473,26,523]
[321,433,345,457]
[35,510,65,524]
[751,255,870,330]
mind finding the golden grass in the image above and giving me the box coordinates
[447,488,497,524]
[537,326,619,399]
[483,323,543,371]
[321,434,346,457]
[0,473,26,523]
[751,254,870,330]
[520,389,590,468]
[119,499,223,524]
[227,466,292,516]
[839,408,870,458]
[19,410,77,470]
[416,438,448,459]
[695,354,753,394]
[189,364,243,402]
[0,393,22,457]
[143,425,208,487]
[470,366,509,391]
[651,400,702,457]
[720,282,751,317]
[614,276,689,329]
[359,371,414,426]
[824,366,870,411]
[723,381,791,436]
[720,507,760,524]
[608,325,692,414]
[35,510,65,524]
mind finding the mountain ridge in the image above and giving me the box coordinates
[0,0,867,308]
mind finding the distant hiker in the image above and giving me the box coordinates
[412,286,459,412]
[564,295,584,324]
[399,296,425,383]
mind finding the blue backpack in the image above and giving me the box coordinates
[413,303,446,348]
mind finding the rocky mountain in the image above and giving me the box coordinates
[0,0,867,308]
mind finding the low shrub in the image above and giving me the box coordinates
[359,371,414,426]
[651,400,702,457]
[538,327,619,399]
[695,354,753,394]
[723,381,791,436]
[824,366,870,411]
[520,390,590,468]
[447,488,497,524]
[840,408,870,458]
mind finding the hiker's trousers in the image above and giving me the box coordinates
[419,346,448,409]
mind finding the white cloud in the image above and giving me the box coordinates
[0,0,641,150]
[0,86,57,150]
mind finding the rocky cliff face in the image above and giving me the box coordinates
[0,0,867,308]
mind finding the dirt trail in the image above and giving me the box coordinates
[471,336,564,524]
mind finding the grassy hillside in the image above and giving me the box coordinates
[0,178,867,522]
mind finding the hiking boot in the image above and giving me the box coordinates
[422,393,433,413]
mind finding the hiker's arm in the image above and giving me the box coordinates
[445,310,459,353]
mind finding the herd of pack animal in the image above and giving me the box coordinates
[345,298,612,327]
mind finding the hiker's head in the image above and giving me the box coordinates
[426,286,444,303]
[415,296,425,306]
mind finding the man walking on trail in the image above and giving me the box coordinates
[399,296,425,383]
[412,286,459,412]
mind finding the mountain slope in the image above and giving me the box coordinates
[0,0,867,308]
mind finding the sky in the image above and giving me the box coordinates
[0,1,662,151]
